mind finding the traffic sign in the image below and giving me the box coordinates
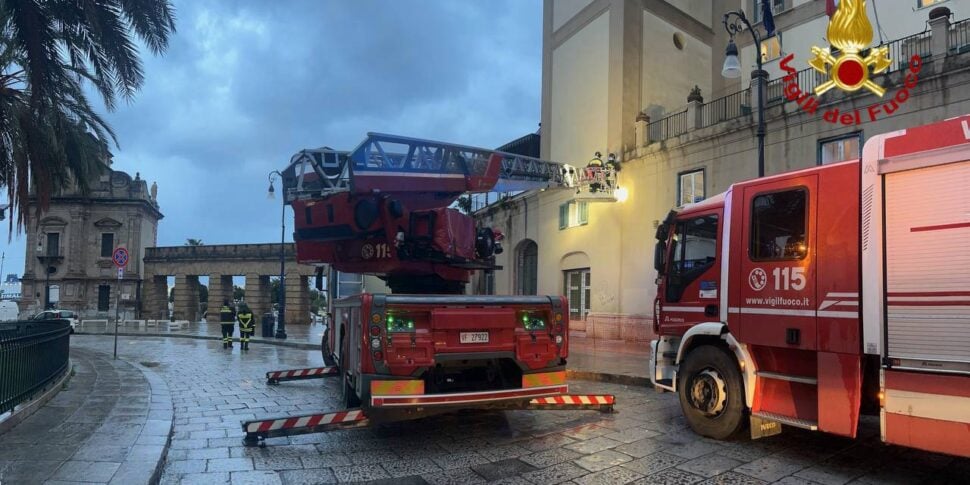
[112,247,129,268]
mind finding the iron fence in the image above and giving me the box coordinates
[950,18,970,55]
[648,109,689,141]
[701,90,750,127]
[0,320,71,415]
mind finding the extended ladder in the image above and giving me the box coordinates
[283,133,574,201]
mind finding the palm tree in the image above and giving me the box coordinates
[0,0,176,229]
[185,238,203,246]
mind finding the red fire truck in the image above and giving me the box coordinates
[650,116,970,457]
[242,133,616,446]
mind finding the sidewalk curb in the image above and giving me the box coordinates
[74,331,319,350]
[566,369,652,388]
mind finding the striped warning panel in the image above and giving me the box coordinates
[522,370,567,388]
[246,409,366,434]
[265,366,338,381]
[530,395,615,405]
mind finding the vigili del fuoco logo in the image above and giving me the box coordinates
[779,0,921,126]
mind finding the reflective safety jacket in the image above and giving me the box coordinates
[238,312,254,331]
[220,305,235,323]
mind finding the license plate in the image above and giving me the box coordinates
[460,332,489,344]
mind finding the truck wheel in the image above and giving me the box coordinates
[321,329,336,367]
[678,345,746,440]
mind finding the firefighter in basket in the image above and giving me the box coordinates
[219,300,236,349]
[237,303,255,351]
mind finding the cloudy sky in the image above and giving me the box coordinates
[1,0,543,280]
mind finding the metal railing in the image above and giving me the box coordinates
[648,109,689,141]
[950,18,970,55]
[0,320,71,415]
[701,90,750,127]
[764,67,828,105]
[882,30,932,72]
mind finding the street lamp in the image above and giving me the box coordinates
[35,238,57,310]
[723,10,766,178]
[267,170,288,339]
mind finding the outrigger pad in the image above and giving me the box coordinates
[527,394,616,413]
[265,366,339,384]
[242,409,369,446]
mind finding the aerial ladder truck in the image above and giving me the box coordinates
[243,133,618,446]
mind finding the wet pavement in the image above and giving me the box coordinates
[0,346,173,485]
[10,334,961,484]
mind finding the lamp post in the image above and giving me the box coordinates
[35,238,57,310]
[267,170,288,339]
[722,10,766,178]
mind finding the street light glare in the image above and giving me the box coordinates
[722,40,742,79]
[615,186,629,203]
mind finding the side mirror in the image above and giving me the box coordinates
[315,268,324,291]
[654,241,666,274]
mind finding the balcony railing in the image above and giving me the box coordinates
[950,18,970,55]
[701,90,751,127]
[641,18,964,146]
[883,30,933,71]
[647,109,689,141]
[0,320,71,415]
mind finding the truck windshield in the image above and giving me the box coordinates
[666,215,718,302]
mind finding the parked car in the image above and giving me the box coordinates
[31,309,79,333]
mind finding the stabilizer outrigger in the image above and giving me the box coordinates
[243,365,616,447]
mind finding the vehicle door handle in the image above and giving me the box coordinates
[705,305,718,317]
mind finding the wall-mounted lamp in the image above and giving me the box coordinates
[615,187,630,203]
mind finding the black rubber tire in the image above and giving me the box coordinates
[677,345,747,440]
[321,329,336,367]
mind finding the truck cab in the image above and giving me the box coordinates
[650,116,970,459]
[652,159,864,440]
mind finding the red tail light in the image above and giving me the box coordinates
[373,351,384,361]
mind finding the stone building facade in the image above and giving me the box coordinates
[472,1,970,344]
[20,169,163,319]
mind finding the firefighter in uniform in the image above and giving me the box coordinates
[219,300,236,349]
[237,303,255,351]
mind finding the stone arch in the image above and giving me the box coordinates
[559,251,590,271]
[515,239,538,295]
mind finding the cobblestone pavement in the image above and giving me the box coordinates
[69,335,969,485]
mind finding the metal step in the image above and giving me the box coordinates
[756,371,817,385]
[751,411,818,431]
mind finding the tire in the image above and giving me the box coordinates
[677,345,747,440]
[321,329,336,367]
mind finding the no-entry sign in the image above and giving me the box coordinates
[112,247,129,268]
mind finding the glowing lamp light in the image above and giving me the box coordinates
[614,187,629,203]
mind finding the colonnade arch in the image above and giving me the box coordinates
[142,243,322,325]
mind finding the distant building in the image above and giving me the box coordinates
[19,158,163,319]
[5,274,18,283]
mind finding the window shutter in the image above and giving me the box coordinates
[579,202,589,224]
[559,203,568,229]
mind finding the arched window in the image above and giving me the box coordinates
[516,240,538,295]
